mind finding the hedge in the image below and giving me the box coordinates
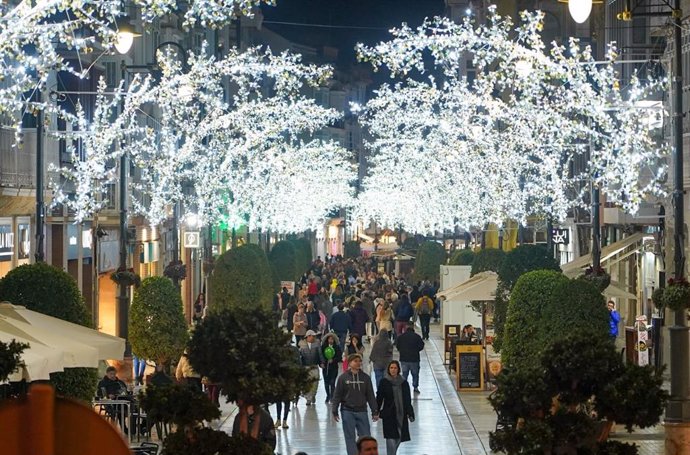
[343,240,361,259]
[290,237,313,273]
[497,244,561,290]
[501,270,569,369]
[470,248,505,276]
[129,276,188,365]
[210,244,274,312]
[0,262,98,402]
[269,240,299,282]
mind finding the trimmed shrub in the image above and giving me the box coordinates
[210,244,274,312]
[502,270,569,369]
[0,263,98,402]
[413,241,447,282]
[343,240,361,259]
[129,276,188,365]
[290,237,313,273]
[470,248,505,276]
[188,305,312,405]
[242,243,276,300]
[269,240,299,282]
[497,245,561,289]
[542,278,610,342]
[449,248,475,266]
[401,236,419,251]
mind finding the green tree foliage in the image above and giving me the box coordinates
[502,270,569,369]
[401,236,419,251]
[188,305,312,405]
[497,245,561,290]
[493,245,560,353]
[211,244,274,312]
[489,332,668,455]
[449,248,475,266]
[413,241,447,282]
[139,383,220,428]
[470,248,505,276]
[343,240,361,259]
[162,429,274,455]
[268,240,299,282]
[0,340,28,383]
[290,237,313,273]
[129,276,188,365]
[0,263,98,402]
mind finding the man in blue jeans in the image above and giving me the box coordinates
[332,354,379,455]
[395,323,425,393]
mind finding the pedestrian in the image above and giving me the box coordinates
[608,300,621,339]
[376,301,394,335]
[276,340,301,429]
[415,294,434,340]
[293,303,308,346]
[299,330,324,406]
[357,436,380,455]
[369,329,393,387]
[322,332,343,403]
[175,349,202,392]
[330,304,352,352]
[395,323,424,394]
[344,333,365,372]
[332,354,380,455]
[394,294,413,337]
[376,360,415,455]
[349,301,369,343]
[132,353,147,386]
[305,301,320,335]
[232,400,276,451]
[287,296,298,333]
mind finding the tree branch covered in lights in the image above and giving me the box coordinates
[0,0,275,124]
[353,7,667,234]
[53,47,356,233]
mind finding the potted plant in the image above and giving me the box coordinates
[110,267,141,288]
[660,277,690,311]
[580,265,611,293]
[163,260,187,281]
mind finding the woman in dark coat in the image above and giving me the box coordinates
[321,332,342,403]
[376,360,415,455]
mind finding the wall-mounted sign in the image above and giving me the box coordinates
[552,228,570,245]
[184,231,200,248]
[0,225,13,262]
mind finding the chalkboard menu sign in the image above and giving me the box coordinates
[459,353,481,388]
[455,344,484,391]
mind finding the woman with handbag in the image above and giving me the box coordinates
[376,360,415,455]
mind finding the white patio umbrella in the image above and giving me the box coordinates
[0,302,124,360]
[0,316,99,368]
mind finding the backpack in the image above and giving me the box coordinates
[419,297,431,315]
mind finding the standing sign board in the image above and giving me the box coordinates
[280,281,295,296]
[456,344,484,391]
[635,315,649,366]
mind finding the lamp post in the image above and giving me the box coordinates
[35,91,45,262]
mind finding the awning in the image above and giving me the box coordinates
[437,271,498,301]
[0,302,125,360]
[0,315,99,368]
[561,233,645,278]
[604,280,638,300]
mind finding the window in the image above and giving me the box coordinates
[105,62,118,88]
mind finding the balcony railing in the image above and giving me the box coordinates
[0,127,60,189]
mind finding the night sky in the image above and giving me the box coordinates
[261,0,446,66]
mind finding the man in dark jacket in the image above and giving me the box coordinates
[332,354,379,455]
[330,304,352,352]
[395,324,425,394]
[394,294,414,337]
[286,297,298,333]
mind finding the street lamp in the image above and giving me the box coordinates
[558,0,603,24]
[114,17,141,55]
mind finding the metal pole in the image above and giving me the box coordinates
[34,92,44,262]
[666,0,690,429]
[117,61,131,357]
[171,201,180,289]
[592,182,601,270]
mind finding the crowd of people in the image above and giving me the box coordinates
[267,254,441,455]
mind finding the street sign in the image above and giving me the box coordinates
[552,228,570,245]
[184,231,200,248]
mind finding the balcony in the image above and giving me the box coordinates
[0,127,60,189]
